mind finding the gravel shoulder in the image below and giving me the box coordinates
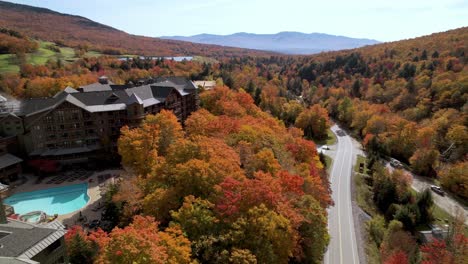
[350,141,370,264]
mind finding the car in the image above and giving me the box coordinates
[390,158,403,168]
[430,185,445,196]
[321,145,330,150]
[89,219,101,229]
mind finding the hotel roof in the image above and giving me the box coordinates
[18,77,197,118]
[0,219,66,259]
[0,154,22,170]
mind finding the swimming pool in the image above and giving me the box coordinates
[4,183,90,215]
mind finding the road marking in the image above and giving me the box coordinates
[337,141,345,264]
[326,126,359,264]
[326,126,341,264]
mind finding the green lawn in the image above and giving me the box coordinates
[0,40,102,73]
[0,54,19,72]
[84,51,103,58]
[323,154,333,172]
[353,154,378,215]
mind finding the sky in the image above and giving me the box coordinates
[5,0,468,42]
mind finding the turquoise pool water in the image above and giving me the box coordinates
[4,183,90,215]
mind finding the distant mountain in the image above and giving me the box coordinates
[0,1,274,57]
[162,32,380,54]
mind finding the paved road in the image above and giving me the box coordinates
[324,125,360,264]
[386,164,468,226]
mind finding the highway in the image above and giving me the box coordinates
[324,125,360,264]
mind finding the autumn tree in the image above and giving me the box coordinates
[297,195,329,263]
[65,226,98,264]
[144,110,184,156]
[380,220,418,262]
[92,215,192,264]
[226,204,295,264]
[118,110,183,176]
[118,121,162,176]
[439,162,468,199]
[295,104,330,140]
[384,250,409,264]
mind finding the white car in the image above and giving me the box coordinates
[321,145,330,150]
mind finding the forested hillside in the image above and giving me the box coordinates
[0,1,274,57]
[210,27,467,263]
[217,27,467,197]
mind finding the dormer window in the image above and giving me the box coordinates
[106,93,119,104]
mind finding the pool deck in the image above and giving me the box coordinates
[7,169,125,228]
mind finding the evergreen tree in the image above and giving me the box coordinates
[254,88,261,105]
[352,79,361,97]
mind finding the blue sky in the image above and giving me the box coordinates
[6,0,468,41]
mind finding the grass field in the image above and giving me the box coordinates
[0,40,217,74]
[27,41,80,65]
[0,40,102,73]
[0,54,19,72]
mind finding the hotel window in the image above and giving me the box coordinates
[55,110,65,121]
[72,112,80,120]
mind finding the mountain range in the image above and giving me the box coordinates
[162,32,380,54]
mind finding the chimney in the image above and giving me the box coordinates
[98,76,109,85]
[0,184,9,224]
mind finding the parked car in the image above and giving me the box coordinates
[430,185,445,196]
[89,219,101,229]
[321,145,330,150]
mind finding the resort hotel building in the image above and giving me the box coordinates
[0,76,199,181]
